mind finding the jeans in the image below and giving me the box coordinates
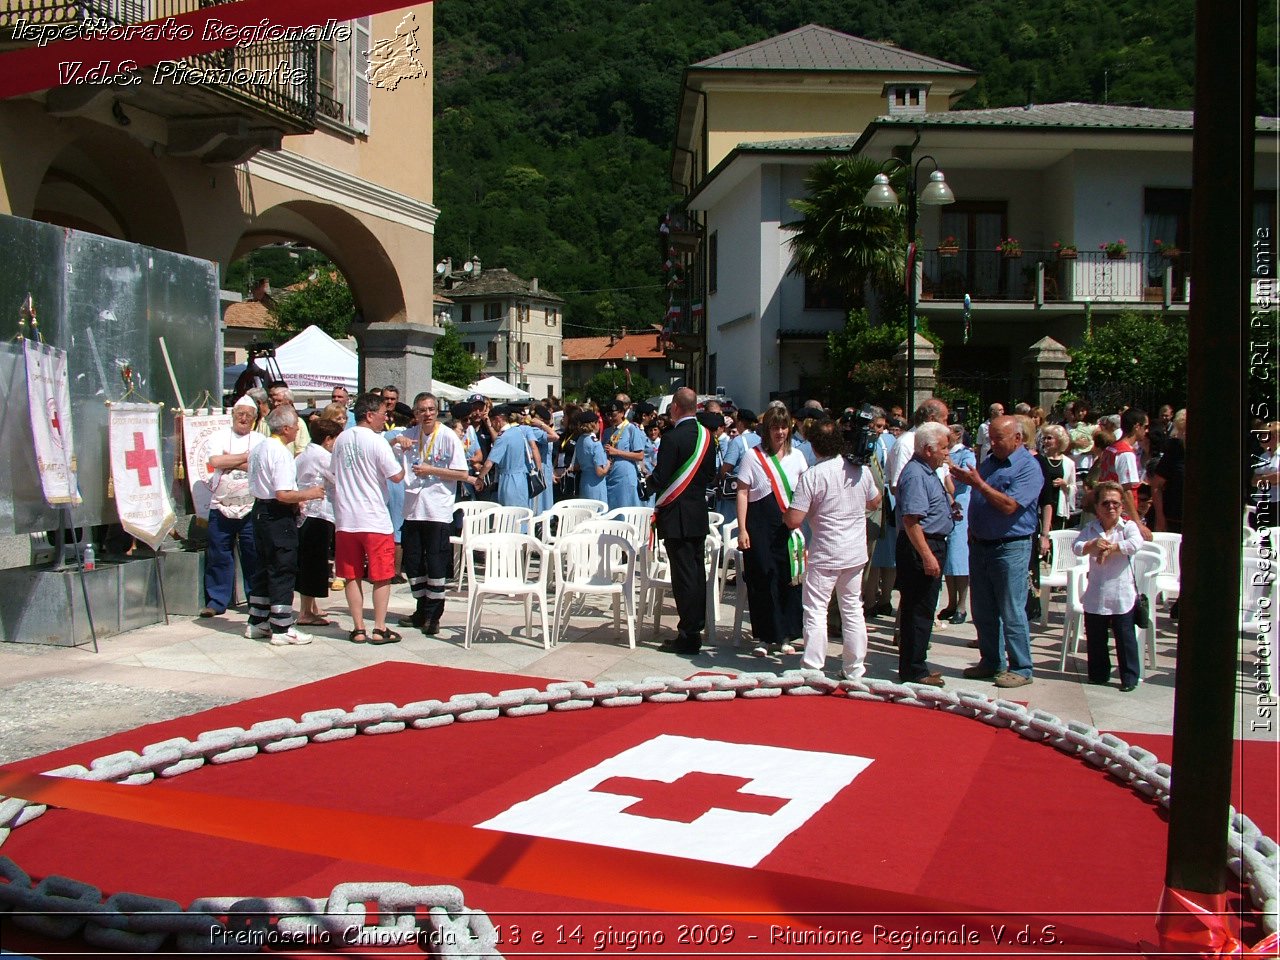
[970,537,1034,677]
[204,508,256,613]
[1085,607,1140,687]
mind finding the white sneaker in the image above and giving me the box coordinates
[779,642,798,655]
[270,627,313,646]
[244,624,271,639]
[752,644,769,657]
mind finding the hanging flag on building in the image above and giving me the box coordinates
[182,411,232,520]
[963,293,972,345]
[109,402,176,549]
[23,339,80,506]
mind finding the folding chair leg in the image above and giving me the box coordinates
[1039,585,1050,627]
[538,594,550,650]
[622,588,636,649]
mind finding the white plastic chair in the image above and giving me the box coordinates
[603,506,654,551]
[1150,532,1183,622]
[555,498,609,515]
[489,505,534,536]
[1060,550,1163,680]
[451,503,499,590]
[731,546,750,642]
[529,505,595,548]
[1058,564,1088,670]
[550,532,637,648]
[637,536,721,643]
[463,533,549,650]
[1039,529,1085,626]
[1133,544,1165,672]
[718,518,740,602]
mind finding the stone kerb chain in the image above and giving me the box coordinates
[0,670,1274,952]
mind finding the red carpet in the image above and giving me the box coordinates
[0,663,1270,956]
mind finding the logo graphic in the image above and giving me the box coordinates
[366,12,428,90]
[476,734,872,867]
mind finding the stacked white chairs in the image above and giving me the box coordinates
[463,532,549,650]
[554,498,609,516]
[1133,543,1166,672]
[1149,532,1183,628]
[602,506,655,555]
[550,532,637,648]
[451,502,499,590]
[530,505,596,549]
[717,518,740,602]
[489,505,534,536]
[1039,529,1086,626]
[1058,564,1088,670]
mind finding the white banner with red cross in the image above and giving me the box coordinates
[109,402,176,549]
[182,411,232,520]
[23,339,81,506]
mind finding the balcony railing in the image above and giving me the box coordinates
[920,249,1191,306]
[1,0,316,128]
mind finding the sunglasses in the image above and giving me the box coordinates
[1098,501,1123,509]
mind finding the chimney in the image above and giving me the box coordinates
[530,277,539,294]
[251,277,270,301]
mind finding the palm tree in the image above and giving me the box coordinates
[784,155,906,317]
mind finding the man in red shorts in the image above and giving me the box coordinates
[332,392,406,644]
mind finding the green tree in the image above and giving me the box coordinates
[431,321,485,388]
[1067,311,1188,408]
[580,369,655,408]
[269,271,355,340]
[784,156,906,316]
[825,308,941,412]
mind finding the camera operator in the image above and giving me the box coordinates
[784,412,881,679]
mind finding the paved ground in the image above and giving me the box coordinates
[2,572,1246,767]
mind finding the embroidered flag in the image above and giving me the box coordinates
[182,411,232,519]
[23,339,80,506]
[109,402,176,549]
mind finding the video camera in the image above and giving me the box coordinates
[840,404,878,466]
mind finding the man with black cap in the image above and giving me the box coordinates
[651,387,717,654]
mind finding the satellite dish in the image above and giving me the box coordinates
[462,260,474,274]
[435,262,447,276]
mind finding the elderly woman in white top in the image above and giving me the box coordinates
[1072,480,1144,692]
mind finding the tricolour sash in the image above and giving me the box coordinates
[754,447,806,584]
[651,422,710,548]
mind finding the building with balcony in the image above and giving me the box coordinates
[0,1,439,389]
[434,260,564,399]
[670,24,1278,409]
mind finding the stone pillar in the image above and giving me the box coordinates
[1025,335,1071,412]
[357,323,443,394]
[895,333,939,412]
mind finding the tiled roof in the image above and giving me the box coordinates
[736,134,861,152]
[434,267,564,302]
[875,101,1279,131]
[563,330,666,362]
[694,24,973,75]
[224,299,273,330]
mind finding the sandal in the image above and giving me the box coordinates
[369,627,402,645]
[297,618,335,627]
[348,629,368,644]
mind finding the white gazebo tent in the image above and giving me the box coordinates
[223,325,357,399]
[468,375,533,401]
[431,379,469,402]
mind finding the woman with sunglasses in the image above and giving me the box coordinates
[1071,480,1144,691]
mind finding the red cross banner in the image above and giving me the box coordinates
[108,402,176,549]
[23,339,81,506]
[181,411,232,520]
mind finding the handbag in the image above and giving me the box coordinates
[637,472,653,501]
[717,475,739,500]
[525,437,547,500]
[557,470,579,498]
[1133,593,1151,629]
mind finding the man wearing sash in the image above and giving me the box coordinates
[651,387,717,655]
[393,393,473,635]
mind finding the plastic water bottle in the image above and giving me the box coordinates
[82,543,95,571]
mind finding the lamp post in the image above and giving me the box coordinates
[863,150,955,413]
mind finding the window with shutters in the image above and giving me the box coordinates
[316,17,371,133]
[486,341,498,363]
[546,344,554,366]
[485,302,504,322]
[463,341,477,354]
[519,342,531,363]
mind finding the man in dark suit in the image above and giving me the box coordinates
[652,387,717,654]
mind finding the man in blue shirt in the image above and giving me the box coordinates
[894,422,955,686]
[950,415,1045,688]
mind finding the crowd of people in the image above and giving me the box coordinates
[198,375,1197,693]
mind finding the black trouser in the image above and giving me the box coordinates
[743,494,802,646]
[1085,606,1140,687]
[296,517,334,599]
[895,532,947,682]
[248,500,298,636]
[665,535,707,651]
[402,519,453,625]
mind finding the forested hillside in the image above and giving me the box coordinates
[433,0,1272,335]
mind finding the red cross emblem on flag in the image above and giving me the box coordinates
[124,431,158,486]
[477,735,871,867]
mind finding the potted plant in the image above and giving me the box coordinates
[938,235,960,257]
[1052,240,1078,259]
[1100,238,1129,260]
[1154,238,1181,259]
[996,237,1022,259]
